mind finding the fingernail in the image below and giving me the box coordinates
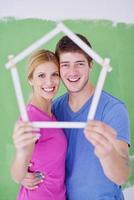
[28,163,32,167]
[34,128,40,131]
[36,133,41,138]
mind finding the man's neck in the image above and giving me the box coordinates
[68,83,95,112]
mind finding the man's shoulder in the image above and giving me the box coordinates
[101,91,130,144]
[101,91,125,106]
[98,91,128,120]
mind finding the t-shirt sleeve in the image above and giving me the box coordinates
[103,103,131,145]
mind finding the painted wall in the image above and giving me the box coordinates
[0,1,134,199]
[0,0,134,23]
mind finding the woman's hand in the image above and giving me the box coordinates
[13,121,40,156]
[11,122,40,183]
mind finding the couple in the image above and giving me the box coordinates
[11,34,131,200]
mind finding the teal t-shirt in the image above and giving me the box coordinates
[52,91,130,200]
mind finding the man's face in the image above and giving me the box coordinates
[59,52,91,93]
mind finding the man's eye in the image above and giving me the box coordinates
[60,64,69,68]
[77,62,85,66]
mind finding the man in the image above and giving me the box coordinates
[21,34,131,199]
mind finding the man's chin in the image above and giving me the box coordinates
[68,88,82,94]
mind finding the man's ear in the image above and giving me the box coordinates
[89,61,93,70]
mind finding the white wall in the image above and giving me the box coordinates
[0,0,134,24]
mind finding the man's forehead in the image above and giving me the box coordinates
[59,52,87,62]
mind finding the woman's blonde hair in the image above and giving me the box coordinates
[27,49,59,80]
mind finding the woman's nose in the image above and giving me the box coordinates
[44,77,53,86]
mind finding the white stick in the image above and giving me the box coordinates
[58,22,112,72]
[9,56,29,121]
[87,58,110,120]
[6,26,61,69]
[32,121,86,129]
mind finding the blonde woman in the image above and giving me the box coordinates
[11,50,67,200]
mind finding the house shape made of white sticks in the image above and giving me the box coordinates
[5,22,112,129]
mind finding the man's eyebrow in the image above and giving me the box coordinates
[60,61,69,64]
[60,60,86,64]
[75,60,86,63]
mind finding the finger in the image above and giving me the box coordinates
[14,122,32,133]
[21,177,44,188]
[19,126,40,134]
[22,177,43,185]
[85,131,109,146]
[15,136,39,148]
[23,172,36,179]
[84,127,114,153]
[88,120,116,137]
[13,134,40,148]
[14,133,40,144]
[85,121,116,141]
[95,143,113,158]
[89,137,113,158]
[22,184,39,190]
[14,121,39,133]
[22,172,45,181]
[13,125,40,138]
[84,131,111,151]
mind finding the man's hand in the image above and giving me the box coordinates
[21,172,45,190]
[84,120,116,159]
[84,120,131,185]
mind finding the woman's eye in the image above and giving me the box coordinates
[38,74,45,78]
[53,73,59,77]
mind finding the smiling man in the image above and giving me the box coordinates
[52,34,131,200]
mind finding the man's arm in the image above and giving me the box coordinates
[84,120,131,185]
[20,172,44,190]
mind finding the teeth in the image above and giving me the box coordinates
[68,78,80,82]
[43,87,54,92]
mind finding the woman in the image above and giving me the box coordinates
[11,50,67,200]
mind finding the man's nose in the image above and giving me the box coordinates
[69,65,77,74]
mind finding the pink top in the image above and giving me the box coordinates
[17,104,67,200]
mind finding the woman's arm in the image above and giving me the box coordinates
[11,122,40,183]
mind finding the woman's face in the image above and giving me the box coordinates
[30,61,60,101]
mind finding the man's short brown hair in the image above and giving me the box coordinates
[55,34,93,65]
